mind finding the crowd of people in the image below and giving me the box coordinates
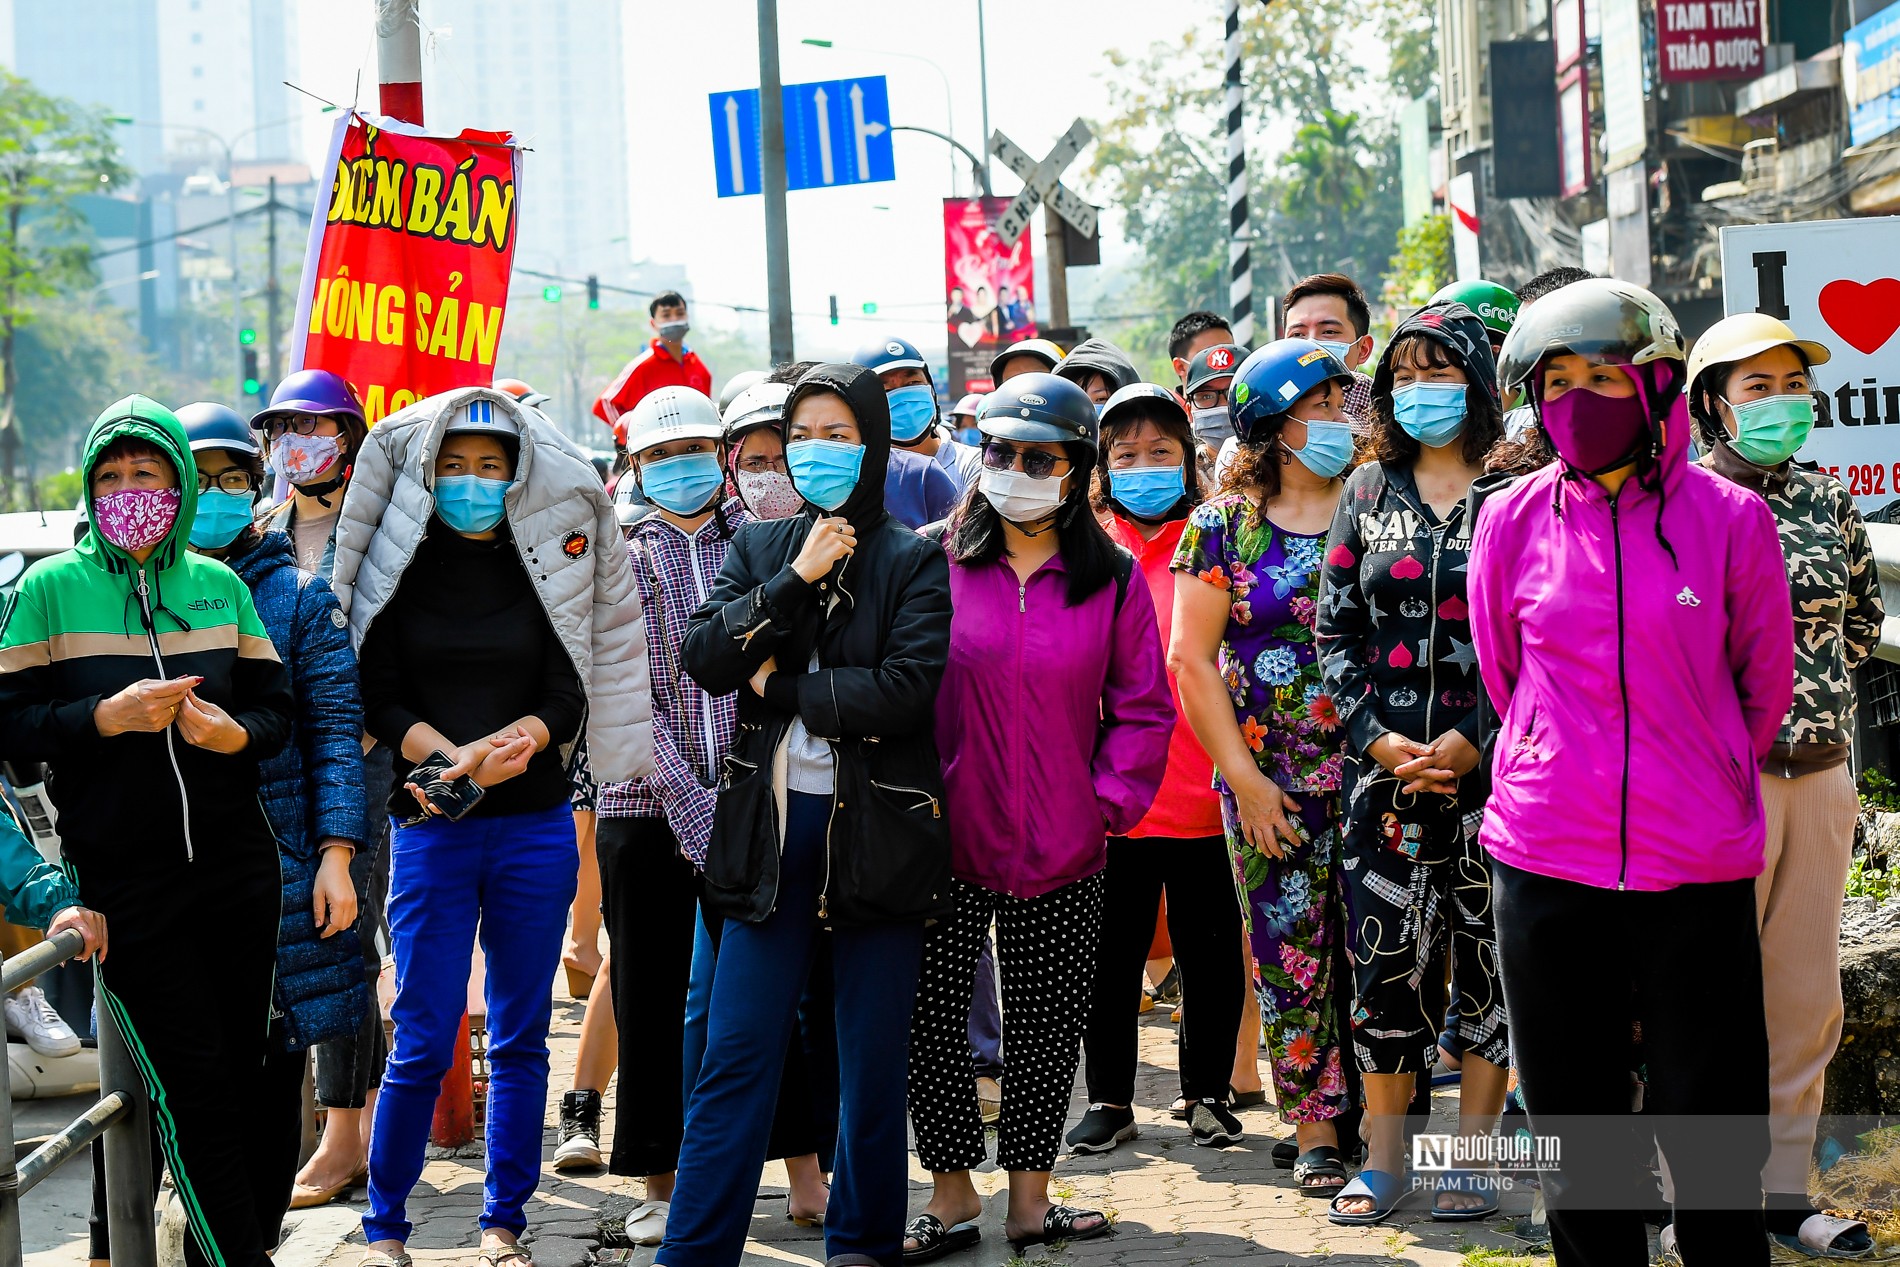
[0,269,1881,1267]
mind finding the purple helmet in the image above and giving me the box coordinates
[252,369,366,432]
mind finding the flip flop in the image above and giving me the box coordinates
[1293,1146,1348,1195]
[1772,1213,1874,1259]
[903,1213,980,1263]
[1328,1168,1406,1226]
[1428,1169,1499,1222]
[1007,1205,1112,1252]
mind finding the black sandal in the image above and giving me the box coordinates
[1272,1138,1299,1169]
[1293,1146,1349,1195]
[902,1213,981,1263]
[1007,1205,1112,1252]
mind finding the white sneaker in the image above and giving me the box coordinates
[5,986,79,1058]
[624,1201,667,1247]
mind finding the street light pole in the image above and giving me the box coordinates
[977,0,992,198]
[759,0,795,363]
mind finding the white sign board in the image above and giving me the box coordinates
[1450,172,1481,281]
[1720,217,1900,510]
[1599,0,1648,172]
[992,119,1091,249]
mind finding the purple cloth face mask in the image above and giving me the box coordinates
[94,488,181,552]
[1539,383,1649,476]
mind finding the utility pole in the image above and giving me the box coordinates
[376,0,425,125]
[1043,204,1070,329]
[977,0,992,198]
[1224,0,1254,346]
[265,176,280,391]
[758,0,794,363]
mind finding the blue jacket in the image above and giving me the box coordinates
[884,447,960,530]
[229,529,369,1052]
[0,810,80,930]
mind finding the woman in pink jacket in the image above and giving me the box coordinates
[903,373,1174,1262]
[1472,279,1794,1267]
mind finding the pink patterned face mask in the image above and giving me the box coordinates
[94,488,181,552]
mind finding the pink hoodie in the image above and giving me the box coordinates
[1467,396,1794,892]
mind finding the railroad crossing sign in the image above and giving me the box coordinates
[990,129,1098,244]
[989,119,1093,248]
[708,76,895,197]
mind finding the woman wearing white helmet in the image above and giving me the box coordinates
[1689,314,1881,1261]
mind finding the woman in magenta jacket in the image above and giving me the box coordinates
[1472,279,1794,1267]
[903,373,1173,1262]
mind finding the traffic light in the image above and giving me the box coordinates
[861,302,878,315]
[829,294,839,326]
[238,327,257,346]
[586,275,600,310]
[241,348,261,396]
[542,284,562,303]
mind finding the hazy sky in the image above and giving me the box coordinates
[293,0,1205,359]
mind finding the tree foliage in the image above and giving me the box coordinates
[1383,214,1454,314]
[0,71,129,506]
[1089,0,1433,365]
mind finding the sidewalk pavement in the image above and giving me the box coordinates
[297,981,1549,1267]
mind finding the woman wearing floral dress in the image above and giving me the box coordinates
[1317,302,1510,1228]
[1171,339,1358,1193]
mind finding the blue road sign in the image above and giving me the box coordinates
[708,76,894,198]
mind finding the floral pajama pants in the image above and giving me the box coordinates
[1221,788,1348,1124]
[1339,768,1509,1076]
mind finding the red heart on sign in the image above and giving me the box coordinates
[1819,278,1900,356]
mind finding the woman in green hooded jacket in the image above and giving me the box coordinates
[0,395,295,1267]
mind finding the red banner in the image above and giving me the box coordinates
[1658,0,1765,82]
[291,112,522,424]
[943,196,1036,397]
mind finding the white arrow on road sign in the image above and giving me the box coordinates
[724,97,746,195]
[991,132,1097,240]
[813,85,836,184]
[992,118,1092,249]
[850,82,887,181]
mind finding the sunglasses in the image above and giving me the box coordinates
[981,439,1070,481]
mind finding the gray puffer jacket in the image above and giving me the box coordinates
[329,386,653,783]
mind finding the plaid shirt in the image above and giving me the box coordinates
[1343,370,1373,425]
[597,500,746,868]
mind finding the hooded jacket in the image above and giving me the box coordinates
[682,363,954,927]
[1468,384,1796,891]
[1319,304,1499,783]
[936,524,1175,898]
[1057,339,1142,395]
[0,396,295,872]
[329,386,653,784]
[224,528,368,1051]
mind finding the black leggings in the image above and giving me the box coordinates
[1493,859,1768,1267]
[910,875,1104,1173]
[1082,835,1243,1106]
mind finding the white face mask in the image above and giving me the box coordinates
[979,467,1065,525]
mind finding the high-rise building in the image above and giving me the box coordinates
[7,0,303,175]
[421,0,632,281]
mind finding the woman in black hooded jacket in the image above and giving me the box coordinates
[663,363,954,1267]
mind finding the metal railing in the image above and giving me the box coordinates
[0,928,155,1267]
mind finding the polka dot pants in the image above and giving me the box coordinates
[908,874,1104,1174]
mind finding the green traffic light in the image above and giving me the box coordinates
[861,302,878,315]
[239,328,257,345]
[243,377,261,395]
[542,285,562,302]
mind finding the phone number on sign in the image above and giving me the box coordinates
[1822,464,1899,498]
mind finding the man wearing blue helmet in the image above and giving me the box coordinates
[852,335,984,488]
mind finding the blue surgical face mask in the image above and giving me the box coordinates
[1286,418,1356,479]
[435,474,511,534]
[1317,339,1356,367]
[639,451,725,516]
[887,384,938,444]
[1392,382,1469,447]
[786,438,865,512]
[189,488,256,550]
[1108,464,1187,521]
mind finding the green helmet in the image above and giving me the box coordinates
[1430,279,1521,339]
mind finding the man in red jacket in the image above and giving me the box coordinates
[594,291,713,447]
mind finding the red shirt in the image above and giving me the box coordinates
[593,338,713,443]
[1105,512,1224,840]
